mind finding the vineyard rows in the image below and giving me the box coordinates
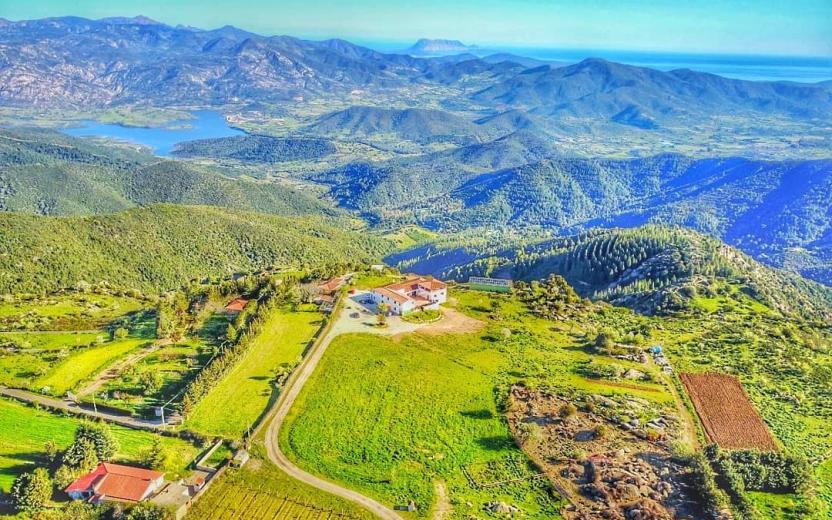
[189,479,358,519]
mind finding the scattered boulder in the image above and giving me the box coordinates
[485,501,520,514]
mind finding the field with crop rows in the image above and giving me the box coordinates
[680,373,778,451]
[189,474,360,519]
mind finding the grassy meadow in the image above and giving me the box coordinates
[0,397,198,492]
[278,288,679,518]
[279,286,831,518]
[33,338,149,395]
[185,307,323,438]
[0,293,146,330]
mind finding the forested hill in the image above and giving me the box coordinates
[0,205,391,294]
[392,226,832,318]
[172,135,336,163]
[322,153,832,284]
[0,128,339,217]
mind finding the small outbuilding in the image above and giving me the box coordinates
[231,449,250,468]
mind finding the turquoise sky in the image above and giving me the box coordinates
[4,0,831,56]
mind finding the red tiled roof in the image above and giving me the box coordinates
[66,465,106,493]
[224,298,249,312]
[385,277,445,293]
[66,463,163,503]
[319,277,345,293]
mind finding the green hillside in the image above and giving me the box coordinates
[0,205,391,294]
[0,128,338,217]
[394,226,832,317]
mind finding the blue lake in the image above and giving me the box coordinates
[62,110,245,156]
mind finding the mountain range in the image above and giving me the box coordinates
[0,15,830,290]
[315,151,832,284]
[1,16,829,131]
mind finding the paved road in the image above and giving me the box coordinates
[0,386,164,430]
[264,301,402,520]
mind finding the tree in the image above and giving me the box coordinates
[126,502,172,520]
[43,440,60,463]
[54,464,78,489]
[376,303,389,326]
[62,438,99,474]
[11,468,52,513]
[140,437,170,470]
[70,422,119,463]
[139,370,164,396]
[226,323,238,343]
[113,327,129,339]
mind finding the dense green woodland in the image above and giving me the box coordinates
[0,205,390,294]
[172,134,336,163]
[394,227,832,317]
[0,129,338,217]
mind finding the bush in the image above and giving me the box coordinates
[11,468,52,513]
[126,502,173,520]
[559,403,577,418]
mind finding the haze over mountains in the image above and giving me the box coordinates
[0,15,830,290]
[1,16,829,124]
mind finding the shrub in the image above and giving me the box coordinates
[11,468,52,513]
[559,403,577,418]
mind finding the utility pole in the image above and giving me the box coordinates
[92,392,98,414]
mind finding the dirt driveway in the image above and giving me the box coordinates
[334,291,484,338]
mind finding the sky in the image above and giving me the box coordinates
[4,0,831,57]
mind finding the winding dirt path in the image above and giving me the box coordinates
[263,302,402,520]
[76,338,171,397]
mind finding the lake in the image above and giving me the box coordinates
[62,110,245,156]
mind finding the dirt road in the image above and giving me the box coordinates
[263,301,402,520]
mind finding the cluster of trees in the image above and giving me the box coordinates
[700,445,820,520]
[435,226,832,318]
[10,420,173,517]
[179,277,297,415]
[0,204,392,294]
[514,274,586,319]
[10,422,117,513]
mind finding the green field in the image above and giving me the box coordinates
[280,291,589,518]
[0,398,198,492]
[185,308,323,438]
[33,338,149,395]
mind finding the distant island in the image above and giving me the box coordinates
[406,38,477,55]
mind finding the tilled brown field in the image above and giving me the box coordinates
[680,373,778,451]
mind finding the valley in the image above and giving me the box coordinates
[0,10,830,520]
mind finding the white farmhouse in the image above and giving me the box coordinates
[372,276,447,315]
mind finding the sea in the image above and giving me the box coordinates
[360,41,832,84]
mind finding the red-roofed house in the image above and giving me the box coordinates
[66,463,165,504]
[224,297,249,314]
[372,276,447,315]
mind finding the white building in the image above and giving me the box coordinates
[372,276,447,315]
